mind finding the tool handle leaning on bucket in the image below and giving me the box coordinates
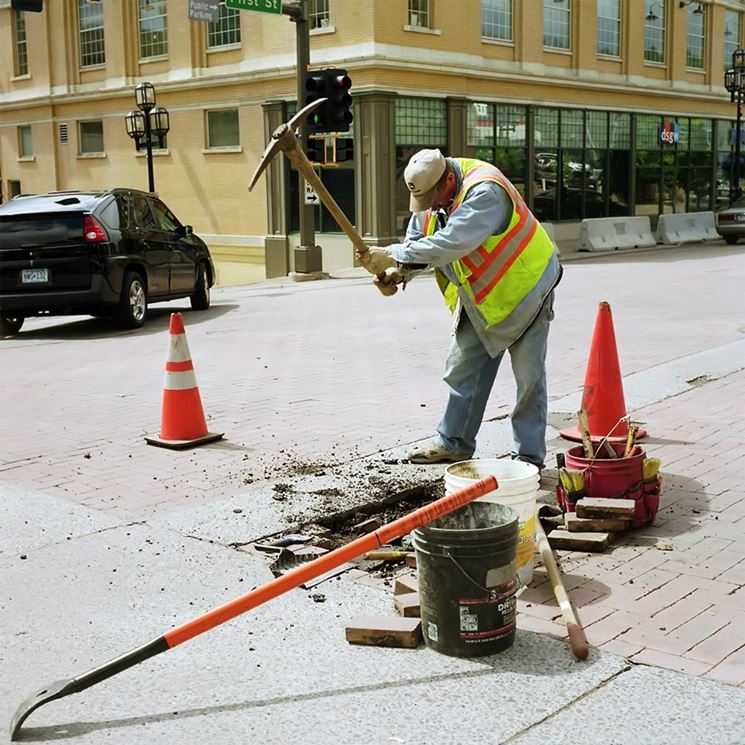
[535,516,589,660]
[10,476,498,741]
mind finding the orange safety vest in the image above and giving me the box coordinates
[427,158,555,327]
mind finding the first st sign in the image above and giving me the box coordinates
[225,0,281,13]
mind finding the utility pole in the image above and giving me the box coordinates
[283,1,321,275]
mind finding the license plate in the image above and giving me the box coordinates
[737,215,745,222]
[21,268,49,284]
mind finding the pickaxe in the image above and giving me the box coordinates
[249,99,410,295]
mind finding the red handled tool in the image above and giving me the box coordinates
[10,475,497,740]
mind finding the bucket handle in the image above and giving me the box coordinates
[444,550,517,595]
[586,415,629,471]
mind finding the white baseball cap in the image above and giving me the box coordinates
[404,148,447,211]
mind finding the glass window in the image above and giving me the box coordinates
[597,0,620,57]
[309,0,330,30]
[587,111,608,149]
[18,125,32,158]
[644,1,665,63]
[724,11,740,70]
[13,11,28,76]
[208,3,241,48]
[408,0,430,28]
[560,110,583,149]
[149,199,181,231]
[535,108,559,149]
[79,120,104,154]
[544,0,570,51]
[685,4,705,69]
[468,102,495,148]
[482,0,512,42]
[133,195,156,229]
[207,109,239,148]
[79,0,105,67]
[139,0,168,59]
[609,112,630,149]
[637,114,662,150]
[395,98,447,145]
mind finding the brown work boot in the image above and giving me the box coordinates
[407,440,472,464]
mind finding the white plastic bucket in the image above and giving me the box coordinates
[445,459,539,586]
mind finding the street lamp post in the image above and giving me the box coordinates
[125,82,170,193]
[724,50,745,203]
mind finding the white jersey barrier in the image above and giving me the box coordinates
[655,211,720,245]
[541,222,560,256]
[578,216,657,252]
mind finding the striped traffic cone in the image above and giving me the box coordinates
[145,312,223,450]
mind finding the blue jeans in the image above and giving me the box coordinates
[435,296,553,469]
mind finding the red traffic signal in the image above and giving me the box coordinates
[324,71,353,132]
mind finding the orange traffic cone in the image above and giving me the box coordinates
[559,301,646,444]
[145,312,224,450]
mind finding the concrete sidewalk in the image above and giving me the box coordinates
[1,241,744,743]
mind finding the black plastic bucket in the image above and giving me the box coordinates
[411,501,519,657]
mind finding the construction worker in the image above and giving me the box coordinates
[358,148,561,468]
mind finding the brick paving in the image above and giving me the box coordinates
[1,242,744,688]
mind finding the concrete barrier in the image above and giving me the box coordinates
[541,222,560,256]
[655,211,720,244]
[578,216,657,252]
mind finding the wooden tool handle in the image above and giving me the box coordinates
[577,409,594,459]
[535,516,589,660]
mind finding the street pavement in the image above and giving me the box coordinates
[1,240,744,744]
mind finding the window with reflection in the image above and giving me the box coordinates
[685,4,705,69]
[467,102,527,197]
[644,1,665,63]
[13,11,28,77]
[724,11,740,70]
[482,0,512,42]
[544,0,570,50]
[208,4,241,48]
[597,0,620,57]
[138,0,168,59]
[79,0,105,67]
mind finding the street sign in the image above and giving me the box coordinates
[304,179,320,206]
[189,0,219,22]
[225,0,281,14]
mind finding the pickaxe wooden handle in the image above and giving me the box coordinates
[249,100,400,295]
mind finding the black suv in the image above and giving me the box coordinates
[0,188,215,336]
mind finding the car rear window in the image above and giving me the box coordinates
[0,214,84,250]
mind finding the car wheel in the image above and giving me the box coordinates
[0,315,24,337]
[724,234,739,245]
[190,262,211,311]
[114,271,147,329]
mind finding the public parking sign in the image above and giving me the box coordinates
[225,0,281,13]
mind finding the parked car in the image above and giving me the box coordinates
[0,189,215,336]
[715,196,745,244]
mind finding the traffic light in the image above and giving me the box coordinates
[303,68,353,134]
[11,0,43,10]
[335,137,354,163]
[304,72,328,134]
[306,137,326,164]
[323,69,353,133]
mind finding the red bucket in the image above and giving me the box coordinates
[559,443,659,527]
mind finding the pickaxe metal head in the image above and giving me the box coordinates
[248,98,326,191]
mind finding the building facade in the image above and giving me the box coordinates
[1,0,743,283]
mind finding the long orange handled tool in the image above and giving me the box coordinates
[10,475,497,740]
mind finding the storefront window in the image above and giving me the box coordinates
[395,97,447,230]
[467,103,527,196]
